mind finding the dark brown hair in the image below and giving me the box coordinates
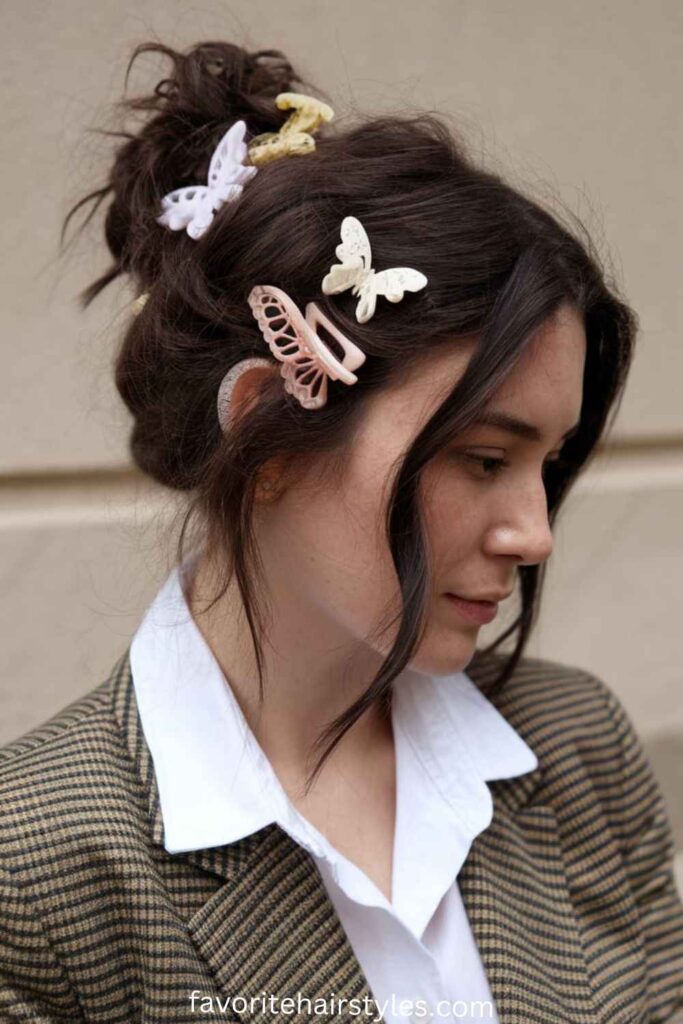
[62,39,637,790]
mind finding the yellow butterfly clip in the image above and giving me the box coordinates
[247,92,335,166]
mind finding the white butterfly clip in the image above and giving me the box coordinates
[321,215,428,323]
[156,120,258,240]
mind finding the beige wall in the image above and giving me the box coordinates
[1,1,681,885]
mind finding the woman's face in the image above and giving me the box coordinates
[257,301,587,677]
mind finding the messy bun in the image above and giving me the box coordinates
[63,39,333,489]
[62,41,324,300]
[62,37,637,787]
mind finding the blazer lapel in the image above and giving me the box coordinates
[184,825,379,1023]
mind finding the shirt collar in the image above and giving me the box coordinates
[130,557,538,857]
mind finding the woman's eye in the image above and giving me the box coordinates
[462,454,508,477]
[461,453,564,479]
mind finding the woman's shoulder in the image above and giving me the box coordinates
[469,650,659,810]
[0,649,143,857]
[468,648,629,741]
[0,650,127,767]
[0,676,113,768]
[473,651,675,860]
[0,651,166,1022]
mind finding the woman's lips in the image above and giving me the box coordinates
[444,593,499,625]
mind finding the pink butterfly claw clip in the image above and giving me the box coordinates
[247,285,366,410]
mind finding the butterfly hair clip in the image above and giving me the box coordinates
[247,92,334,166]
[156,92,333,240]
[235,216,428,412]
[321,216,428,324]
[245,285,366,410]
[156,119,257,240]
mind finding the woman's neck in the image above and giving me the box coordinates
[185,549,394,789]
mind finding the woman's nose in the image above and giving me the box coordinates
[484,485,554,566]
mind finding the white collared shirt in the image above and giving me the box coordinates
[130,555,538,1024]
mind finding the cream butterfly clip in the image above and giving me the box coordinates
[217,215,429,423]
[321,215,428,324]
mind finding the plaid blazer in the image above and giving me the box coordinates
[1,647,682,1024]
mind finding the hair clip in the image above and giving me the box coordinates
[217,215,429,418]
[321,216,428,324]
[156,92,333,240]
[131,292,149,316]
[216,355,274,434]
[156,119,258,240]
[246,92,334,166]
[246,285,366,410]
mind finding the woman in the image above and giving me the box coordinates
[1,38,682,1024]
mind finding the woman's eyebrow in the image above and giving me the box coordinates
[469,411,581,442]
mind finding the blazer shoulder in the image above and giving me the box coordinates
[0,679,112,769]
[479,651,672,828]
[471,650,618,732]
[0,650,126,769]
[469,650,648,787]
[0,650,141,855]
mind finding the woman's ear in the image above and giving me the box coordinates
[255,461,286,502]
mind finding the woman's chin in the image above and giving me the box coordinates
[408,632,478,677]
